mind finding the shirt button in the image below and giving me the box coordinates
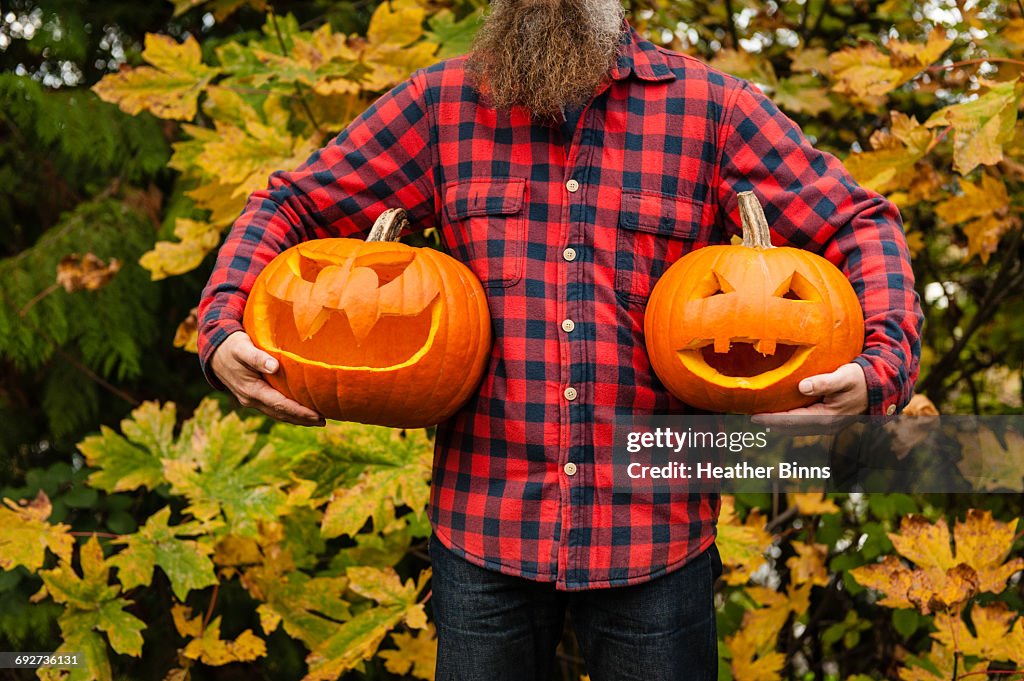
[563,462,578,476]
[566,179,580,193]
[564,386,578,401]
[561,319,575,333]
[886,404,897,416]
[563,247,577,262]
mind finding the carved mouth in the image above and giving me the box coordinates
[269,301,440,370]
[679,338,813,388]
[255,246,442,371]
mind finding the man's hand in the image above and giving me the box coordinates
[210,331,326,427]
[751,362,868,428]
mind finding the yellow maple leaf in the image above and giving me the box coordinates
[716,496,773,585]
[925,79,1024,174]
[963,213,1016,264]
[898,643,983,681]
[788,492,840,516]
[935,174,1009,224]
[932,602,1024,662]
[175,604,266,665]
[92,34,218,121]
[0,490,74,571]
[888,515,956,570]
[139,218,222,281]
[830,30,950,100]
[853,511,1022,615]
[788,47,832,76]
[379,625,437,681]
[786,541,830,587]
[951,509,1024,592]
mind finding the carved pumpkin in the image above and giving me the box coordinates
[243,209,492,427]
[644,192,864,413]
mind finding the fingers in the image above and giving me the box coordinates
[213,331,325,427]
[237,380,326,427]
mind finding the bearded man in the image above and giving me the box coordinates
[197,1,922,679]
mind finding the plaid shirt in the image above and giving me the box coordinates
[198,24,922,590]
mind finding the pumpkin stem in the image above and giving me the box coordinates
[738,191,774,249]
[367,208,409,242]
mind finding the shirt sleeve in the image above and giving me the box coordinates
[714,81,923,416]
[196,70,437,390]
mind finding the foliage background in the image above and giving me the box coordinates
[1,0,1023,680]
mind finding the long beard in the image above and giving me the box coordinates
[466,0,626,119]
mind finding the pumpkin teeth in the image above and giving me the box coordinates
[714,337,731,353]
[754,339,777,356]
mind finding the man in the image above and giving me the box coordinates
[198,1,922,679]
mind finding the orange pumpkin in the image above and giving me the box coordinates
[644,192,864,413]
[243,208,492,427]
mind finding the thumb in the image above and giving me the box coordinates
[233,335,279,374]
[798,368,848,396]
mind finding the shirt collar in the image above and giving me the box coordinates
[610,21,677,83]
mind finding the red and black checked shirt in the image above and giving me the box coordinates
[198,24,922,590]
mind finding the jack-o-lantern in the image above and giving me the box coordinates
[644,192,865,413]
[243,208,492,427]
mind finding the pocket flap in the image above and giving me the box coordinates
[619,190,703,238]
[444,178,526,220]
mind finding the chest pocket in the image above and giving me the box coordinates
[442,178,527,288]
[615,190,706,308]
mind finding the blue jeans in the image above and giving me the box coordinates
[429,534,722,681]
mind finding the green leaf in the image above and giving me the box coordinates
[307,424,433,539]
[427,9,483,59]
[161,400,289,537]
[109,506,218,600]
[37,535,146,672]
[79,402,177,493]
[892,608,920,638]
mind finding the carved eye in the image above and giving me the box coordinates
[695,270,735,298]
[773,271,820,302]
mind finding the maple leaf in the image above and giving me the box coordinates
[0,489,74,571]
[932,173,1014,263]
[139,218,222,281]
[302,567,430,681]
[108,506,218,600]
[78,401,178,493]
[898,643,983,681]
[773,76,833,116]
[788,492,840,516]
[271,422,432,539]
[92,34,219,121]
[161,401,290,537]
[786,541,830,587]
[36,535,146,680]
[177,610,268,665]
[925,79,1024,174]
[957,425,1024,492]
[715,496,773,585]
[379,624,437,681]
[194,119,320,199]
[788,47,832,76]
[830,30,950,100]
[932,602,1024,664]
[727,583,808,681]
[852,511,1022,615]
